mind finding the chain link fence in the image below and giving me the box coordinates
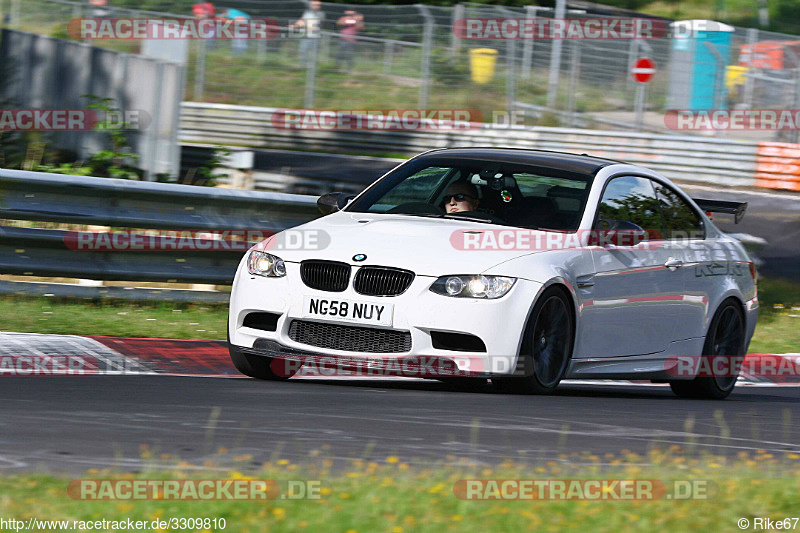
[3,0,800,139]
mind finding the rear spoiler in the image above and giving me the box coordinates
[692,199,748,224]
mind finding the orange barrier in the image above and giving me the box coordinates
[755,142,800,191]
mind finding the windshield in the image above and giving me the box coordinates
[346,157,594,230]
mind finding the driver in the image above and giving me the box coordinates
[443,182,480,213]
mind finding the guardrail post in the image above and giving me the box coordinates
[506,38,517,116]
[521,6,536,80]
[451,4,463,56]
[193,40,206,101]
[383,40,394,74]
[418,4,433,109]
[10,0,19,28]
[626,39,639,99]
[784,47,800,144]
[145,61,165,181]
[545,0,565,108]
[743,28,758,109]
[303,33,319,108]
[566,40,580,127]
[256,34,266,63]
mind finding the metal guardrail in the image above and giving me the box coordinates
[0,169,320,286]
[179,102,777,190]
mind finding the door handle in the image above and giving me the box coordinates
[664,258,684,271]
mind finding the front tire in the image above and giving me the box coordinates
[227,327,298,381]
[493,286,574,394]
[669,299,745,400]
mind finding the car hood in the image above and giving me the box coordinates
[261,212,550,277]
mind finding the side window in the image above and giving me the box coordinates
[595,176,664,237]
[652,182,705,240]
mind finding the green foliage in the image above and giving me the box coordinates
[34,95,143,180]
[175,145,230,187]
[430,47,470,85]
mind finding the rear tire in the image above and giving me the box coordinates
[669,299,745,400]
[493,286,574,395]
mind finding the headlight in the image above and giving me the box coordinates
[430,275,516,299]
[247,251,286,277]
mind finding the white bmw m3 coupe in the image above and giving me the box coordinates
[228,148,758,398]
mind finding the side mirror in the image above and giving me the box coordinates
[317,192,353,215]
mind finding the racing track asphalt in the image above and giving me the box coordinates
[1,376,797,473]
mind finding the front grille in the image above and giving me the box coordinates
[300,260,350,292]
[354,266,415,296]
[288,320,412,353]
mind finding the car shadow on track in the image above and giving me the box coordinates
[273,377,682,399]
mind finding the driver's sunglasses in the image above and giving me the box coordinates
[443,193,476,203]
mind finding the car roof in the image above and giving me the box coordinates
[414,147,619,175]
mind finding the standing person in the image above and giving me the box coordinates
[192,2,216,49]
[88,0,111,18]
[290,0,325,68]
[220,8,251,54]
[336,9,363,71]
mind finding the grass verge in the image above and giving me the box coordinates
[0,277,797,352]
[0,298,229,340]
[0,450,798,532]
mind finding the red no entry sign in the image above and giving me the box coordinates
[631,57,656,83]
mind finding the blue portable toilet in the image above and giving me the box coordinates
[667,20,735,110]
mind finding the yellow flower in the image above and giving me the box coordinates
[451,515,463,522]
[428,483,446,494]
[277,459,290,465]
[386,456,400,464]
[272,508,286,520]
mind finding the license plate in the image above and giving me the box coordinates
[302,296,393,327]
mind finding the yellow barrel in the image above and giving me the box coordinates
[469,48,498,84]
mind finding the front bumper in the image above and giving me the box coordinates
[229,261,541,377]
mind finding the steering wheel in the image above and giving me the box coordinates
[596,218,644,232]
